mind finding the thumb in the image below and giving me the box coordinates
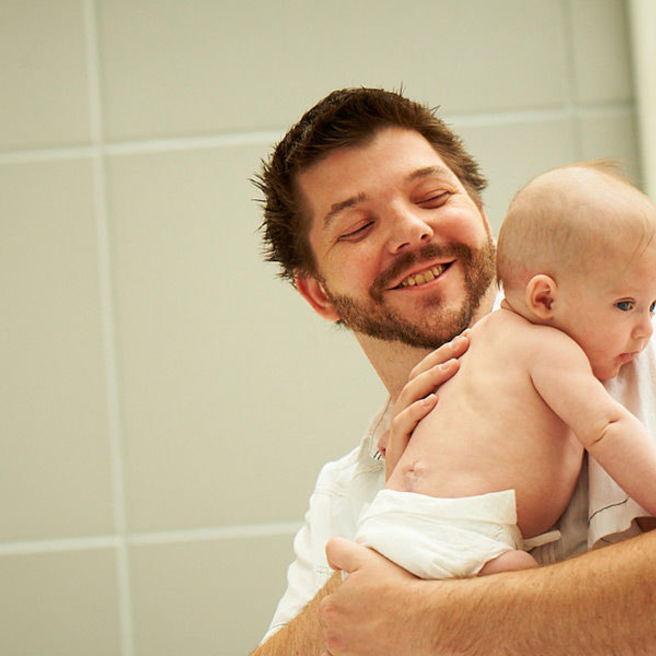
[325,536,368,574]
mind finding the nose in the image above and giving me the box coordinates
[632,312,654,342]
[385,205,434,254]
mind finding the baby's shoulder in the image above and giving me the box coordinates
[478,310,582,354]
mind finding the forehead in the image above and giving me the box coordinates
[582,241,656,297]
[295,127,458,226]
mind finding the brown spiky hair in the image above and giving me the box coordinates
[253,87,487,285]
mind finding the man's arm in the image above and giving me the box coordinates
[323,532,656,656]
[251,573,340,656]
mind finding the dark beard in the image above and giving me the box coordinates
[324,238,497,349]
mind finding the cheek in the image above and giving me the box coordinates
[447,204,490,238]
[324,245,381,291]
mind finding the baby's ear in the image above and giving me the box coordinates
[525,274,557,319]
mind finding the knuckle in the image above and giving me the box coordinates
[325,633,341,654]
[320,596,334,620]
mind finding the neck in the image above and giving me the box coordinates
[354,286,497,401]
[354,334,432,401]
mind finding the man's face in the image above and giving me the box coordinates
[295,127,496,348]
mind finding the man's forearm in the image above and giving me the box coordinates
[251,573,339,656]
[415,530,656,654]
[323,531,656,655]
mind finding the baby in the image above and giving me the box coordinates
[356,162,656,578]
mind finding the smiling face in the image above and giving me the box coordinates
[294,127,497,348]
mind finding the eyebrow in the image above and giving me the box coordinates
[406,165,453,182]
[322,193,366,231]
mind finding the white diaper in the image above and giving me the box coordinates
[355,488,524,579]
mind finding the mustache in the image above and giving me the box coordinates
[371,243,473,297]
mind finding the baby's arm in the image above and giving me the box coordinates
[529,328,656,516]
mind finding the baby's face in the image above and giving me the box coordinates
[552,245,656,380]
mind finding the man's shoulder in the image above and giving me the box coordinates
[313,402,388,496]
[315,441,384,494]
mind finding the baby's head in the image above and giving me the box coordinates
[498,162,656,379]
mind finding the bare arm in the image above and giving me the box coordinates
[529,328,656,515]
[251,574,340,656]
[322,532,656,655]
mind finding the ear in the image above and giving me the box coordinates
[525,274,558,319]
[295,274,341,322]
[480,208,492,233]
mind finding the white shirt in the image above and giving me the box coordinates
[263,339,656,642]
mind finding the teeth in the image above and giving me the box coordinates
[400,265,445,288]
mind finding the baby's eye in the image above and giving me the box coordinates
[650,301,656,314]
[615,300,635,312]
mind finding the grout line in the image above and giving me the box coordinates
[0,103,635,165]
[0,145,93,165]
[127,521,303,546]
[82,2,134,655]
[104,130,284,155]
[560,0,584,159]
[0,536,119,557]
[0,522,302,557]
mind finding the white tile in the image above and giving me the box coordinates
[130,535,293,656]
[97,0,568,140]
[107,144,384,532]
[578,110,641,183]
[0,549,121,656]
[454,116,577,234]
[0,0,91,150]
[0,159,114,541]
[570,0,634,103]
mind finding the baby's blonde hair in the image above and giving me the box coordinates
[497,161,656,296]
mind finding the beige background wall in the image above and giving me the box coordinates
[0,1,641,655]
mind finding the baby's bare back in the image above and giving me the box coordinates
[386,310,584,538]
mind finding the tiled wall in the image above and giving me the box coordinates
[0,1,640,655]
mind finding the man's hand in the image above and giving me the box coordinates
[321,537,429,656]
[384,331,470,477]
[322,531,656,656]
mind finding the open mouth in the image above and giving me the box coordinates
[397,262,453,288]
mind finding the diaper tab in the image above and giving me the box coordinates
[522,529,562,550]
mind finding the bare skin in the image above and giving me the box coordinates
[323,530,656,656]
[382,168,656,576]
[387,307,656,547]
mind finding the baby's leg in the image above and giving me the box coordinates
[478,549,538,576]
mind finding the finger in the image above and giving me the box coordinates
[386,395,437,476]
[408,331,470,380]
[325,537,370,575]
[397,357,460,409]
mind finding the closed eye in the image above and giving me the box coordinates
[417,191,450,208]
[339,221,374,241]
